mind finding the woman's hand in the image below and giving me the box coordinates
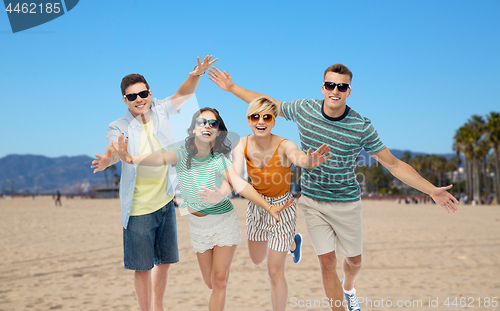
[269,197,295,221]
[306,144,332,169]
[207,66,234,92]
[197,186,224,203]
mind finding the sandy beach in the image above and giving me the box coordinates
[0,196,499,311]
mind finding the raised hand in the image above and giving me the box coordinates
[269,198,295,221]
[90,145,114,173]
[111,134,133,164]
[306,144,332,169]
[430,185,459,213]
[189,55,218,76]
[198,186,224,203]
[207,66,234,92]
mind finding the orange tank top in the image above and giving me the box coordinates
[244,136,292,197]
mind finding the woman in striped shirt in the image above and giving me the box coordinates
[112,107,293,311]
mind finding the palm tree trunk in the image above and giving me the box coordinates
[456,151,461,196]
[104,168,109,187]
[473,157,481,205]
[494,148,500,205]
[465,159,471,204]
[482,157,490,199]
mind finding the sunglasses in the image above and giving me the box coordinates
[124,90,149,101]
[196,118,220,129]
[323,82,350,92]
[247,113,275,123]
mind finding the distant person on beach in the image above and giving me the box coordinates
[55,190,61,206]
[90,56,217,311]
[199,97,331,311]
[108,107,294,311]
[208,64,459,311]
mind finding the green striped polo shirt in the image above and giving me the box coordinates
[172,145,234,214]
[281,99,386,202]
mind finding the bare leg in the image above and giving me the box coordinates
[209,245,237,311]
[267,249,288,311]
[152,264,171,311]
[135,270,152,311]
[342,255,362,291]
[247,240,268,265]
[318,251,344,311]
[196,249,214,289]
[290,240,296,252]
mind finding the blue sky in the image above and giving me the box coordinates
[1,0,499,159]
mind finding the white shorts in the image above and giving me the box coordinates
[188,208,241,253]
[298,195,362,257]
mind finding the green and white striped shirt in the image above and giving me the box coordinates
[172,145,234,214]
[281,99,386,202]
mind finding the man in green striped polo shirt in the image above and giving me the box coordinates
[207,64,458,311]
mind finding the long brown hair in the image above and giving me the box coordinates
[185,107,231,169]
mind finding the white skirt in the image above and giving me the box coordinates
[188,208,241,253]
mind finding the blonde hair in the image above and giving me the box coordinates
[247,97,278,117]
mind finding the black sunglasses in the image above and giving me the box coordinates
[323,82,350,92]
[124,90,149,101]
[196,118,220,129]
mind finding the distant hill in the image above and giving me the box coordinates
[0,154,121,195]
[0,149,457,195]
[357,149,457,166]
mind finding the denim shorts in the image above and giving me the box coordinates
[123,200,179,271]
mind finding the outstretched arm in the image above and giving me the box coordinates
[222,166,293,221]
[171,55,218,110]
[197,138,247,202]
[372,148,459,213]
[208,67,285,117]
[110,134,178,166]
[283,140,332,169]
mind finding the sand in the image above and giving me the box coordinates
[0,196,499,311]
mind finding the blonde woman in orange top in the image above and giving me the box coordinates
[203,97,330,311]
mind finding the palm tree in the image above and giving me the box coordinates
[409,155,425,175]
[401,151,411,163]
[454,125,474,203]
[467,115,486,204]
[477,139,491,199]
[429,155,447,187]
[486,112,500,204]
[104,164,117,187]
[446,155,461,196]
[400,152,412,194]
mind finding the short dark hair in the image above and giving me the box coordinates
[120,74,150,95]
[324,64,353,82]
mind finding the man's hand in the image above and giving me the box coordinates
[90,145,114,173]
[430,185,459,213]
[111,134,134,164]
[207,66,234,92]
[306,144,332,169]
[189,55,218,76]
